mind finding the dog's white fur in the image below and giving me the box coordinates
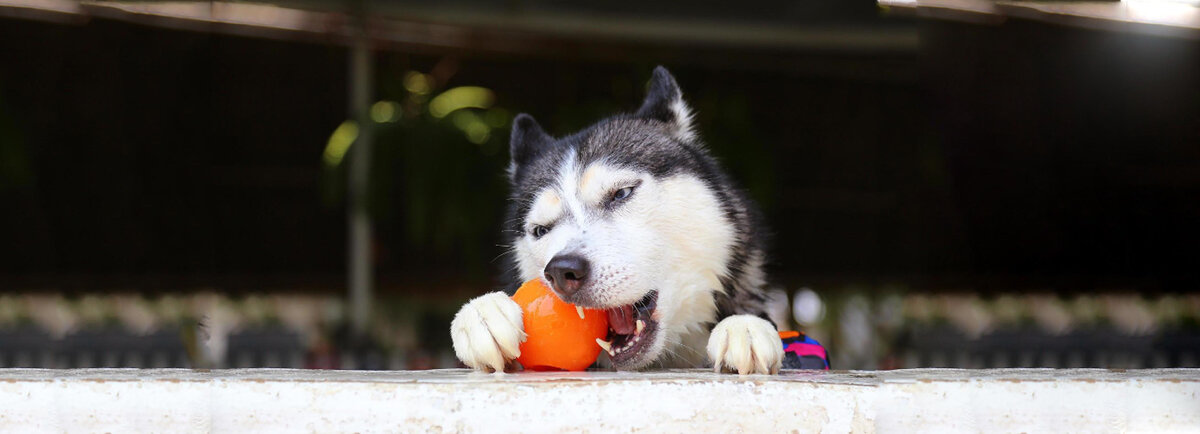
[451,152,781,373]
[667,98,696,143]
[450,292,525,372]
[708,315,784,374]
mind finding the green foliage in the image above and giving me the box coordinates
[320,70,512,274]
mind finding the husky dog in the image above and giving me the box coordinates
[450,66,782,374]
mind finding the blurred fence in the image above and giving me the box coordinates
[0,293,459,370]
[0,291,1197,370]
[794,291,1200,370]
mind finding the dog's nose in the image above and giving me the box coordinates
[543,254,590,297]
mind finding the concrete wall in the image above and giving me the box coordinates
[0,368,1196,432]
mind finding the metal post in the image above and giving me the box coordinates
[347,11,373,340]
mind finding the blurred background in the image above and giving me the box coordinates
[0,0,1197,370]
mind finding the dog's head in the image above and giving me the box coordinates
[505,67,737,369]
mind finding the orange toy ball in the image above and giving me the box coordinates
[511,278,609,371]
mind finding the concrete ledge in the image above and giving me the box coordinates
[1,368,1197,432]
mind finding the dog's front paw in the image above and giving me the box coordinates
[707,315,783,375]
[450,292,526,372]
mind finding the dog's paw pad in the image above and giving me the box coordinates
[707,315,782,375]
[450,292,526,372]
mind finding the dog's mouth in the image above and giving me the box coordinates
[597,290,658,367]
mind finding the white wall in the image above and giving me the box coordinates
[0,368,1196,432]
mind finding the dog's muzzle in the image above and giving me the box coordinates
[543,253,589,298]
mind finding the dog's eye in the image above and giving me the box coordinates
[611,186,634,203]
[530,225,550,238]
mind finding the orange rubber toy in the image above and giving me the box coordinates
[511,278,609,371]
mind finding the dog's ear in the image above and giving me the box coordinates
[635,66,695,142]
[509,113,553,173]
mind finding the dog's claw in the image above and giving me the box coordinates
[451,292,526,372]
[709,325,729,373]
[478,296,524,360]
[707,315,782,375]
[750,323,781,374]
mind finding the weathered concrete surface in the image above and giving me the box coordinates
[0,368,1196,433]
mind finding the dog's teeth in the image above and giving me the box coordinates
[576,306,585,319]
[596,338,613,355]
[636,320,645,335]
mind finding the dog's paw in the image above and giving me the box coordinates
[707,315,783,375]
[450,292,526,372]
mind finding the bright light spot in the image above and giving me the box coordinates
[322,121,358,168]
[403,71,432,95]
[1125,0,1200,26]
[370,101,400,123]
[429,86,495,118]
[765,289,791,330]
[451,111,492,144]
[792,288,825,325]
[450,110,478,130]
[839,294,873,356]
[465,123,490,144]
